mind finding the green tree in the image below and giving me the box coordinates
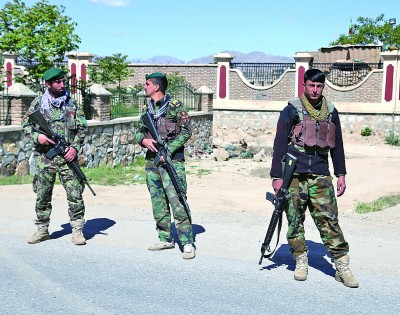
[87,53,134,90]
[330,14,400,47]
[0,0,80,84]
[166,72,190,97]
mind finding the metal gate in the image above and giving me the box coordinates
[0,87,11,126]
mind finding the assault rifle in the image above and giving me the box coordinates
[28,110,96,196]
[259,153,297,265]
[141,111,191,224]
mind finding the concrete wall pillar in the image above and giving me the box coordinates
[88,84,112,121]
[2,53,18,88]
[213,52,234,100]
[293,52,314,98]
[196,85,214,111]
[7,83,37,125]
[381,51,400,113]
[67,52,95,85]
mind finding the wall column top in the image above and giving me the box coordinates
[67,51,95,62]
[213,52,234,63]
[293,52,314,63]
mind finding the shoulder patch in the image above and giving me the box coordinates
[170,99,183,108]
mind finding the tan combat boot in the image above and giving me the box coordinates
[28,223,50,244]
[70,219,86,245]
[294,251,308,281]
[334,255,359,288]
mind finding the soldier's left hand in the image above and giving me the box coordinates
[337,175,346,197]
[64,146,77,162]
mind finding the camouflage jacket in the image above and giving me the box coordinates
[21,95,87,153]
[135,95,192,161]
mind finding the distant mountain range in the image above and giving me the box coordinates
[130,51,294,64]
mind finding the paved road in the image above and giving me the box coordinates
[1,234,399,315]
[1,184,399,314]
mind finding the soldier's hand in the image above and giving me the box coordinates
[272,178,283,195]
[142,138,158,153]
[64,146,77,162]
[37,134,55,145]
[337,175,346,197]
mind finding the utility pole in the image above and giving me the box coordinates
[389,18,396,46]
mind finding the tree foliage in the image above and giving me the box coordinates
[87,53,134,89]
[330,14,400,47]
[166,72,190,97]
[0,0,80,83]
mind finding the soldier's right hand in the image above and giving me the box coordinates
[272,178,283,195]
[142,138,158,153]
[37,134,55,145]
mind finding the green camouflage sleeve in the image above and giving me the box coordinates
[70,102,87,152]
[167,102,192,154]
[21,97,41,143]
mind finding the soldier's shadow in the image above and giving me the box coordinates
[172,222,205,251]
[50,218,116,241]
[260,240,336,277]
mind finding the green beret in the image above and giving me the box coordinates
[43,68,66,81]
[145,72,166,80]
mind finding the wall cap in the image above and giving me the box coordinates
[88,84,112,96]
[196,85,214,94]
[7,83,37,97]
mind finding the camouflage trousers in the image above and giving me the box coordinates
[32,153,85,224]
[145,159,193,245]
[285,174,349,259]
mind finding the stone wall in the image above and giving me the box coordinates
[212,108,400,159]
[0,113,213,176]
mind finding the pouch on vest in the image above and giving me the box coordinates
[157,118,180,141]
[304,119,317,146]
[290,124,304,146]
[316,121,336,148]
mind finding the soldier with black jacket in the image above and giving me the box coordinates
[270,69,359,288]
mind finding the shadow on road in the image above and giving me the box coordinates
[50,218,116,241]
[260,240,336,277]
[172,223,205,251]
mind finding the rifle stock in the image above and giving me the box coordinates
[141,111,192,224]
[28,110,96,196]
[259,153,297,265]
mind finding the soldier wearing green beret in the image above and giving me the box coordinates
[135,72,196,259]
[21,67,88,246]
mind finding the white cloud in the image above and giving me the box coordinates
[89,0,130,7]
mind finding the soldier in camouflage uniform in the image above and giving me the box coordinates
[270,69,359,287]
[21,68,88,246]
[135,72,195,259]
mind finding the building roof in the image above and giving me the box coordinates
[311,44,382,63]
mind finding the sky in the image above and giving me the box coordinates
[15,0,400,62]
